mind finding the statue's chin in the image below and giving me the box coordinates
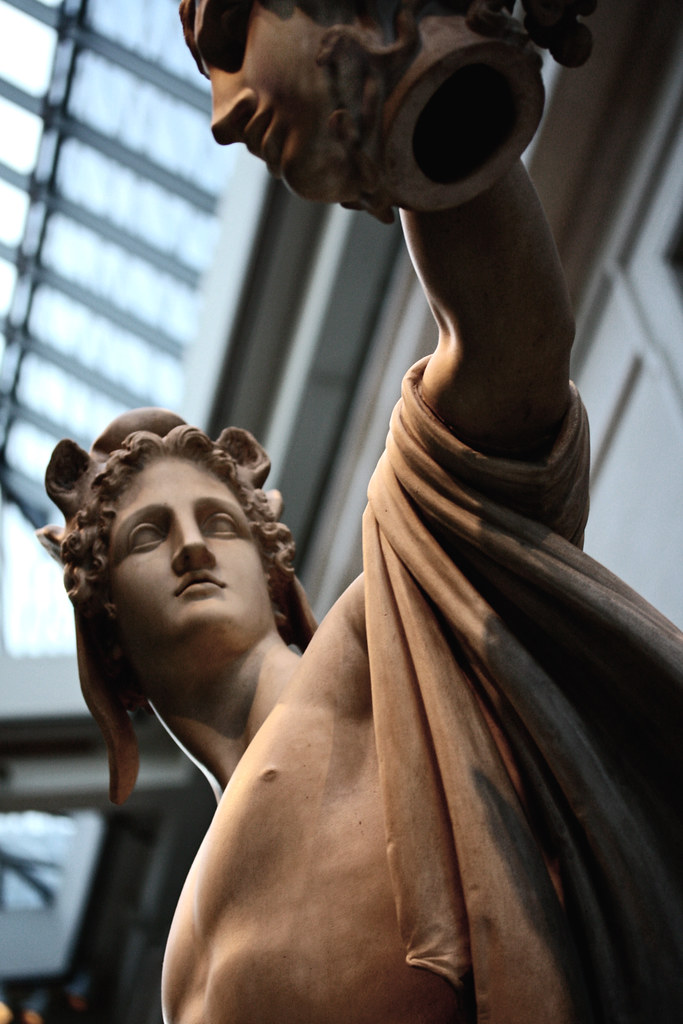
[278,144,368,208]
[282,158,395,223]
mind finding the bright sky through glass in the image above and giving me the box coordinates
[1,0,232,659]
[0,3,73,658]
[0,179,29,245]
[0,1,57,95]
[0,259,17,316]
[0,97,42,172]
[0,1,54,317]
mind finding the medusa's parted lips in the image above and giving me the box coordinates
[244,106,286,175]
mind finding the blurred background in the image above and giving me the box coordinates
[1,0,682,1020]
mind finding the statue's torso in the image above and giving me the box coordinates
[161,578,461,1024]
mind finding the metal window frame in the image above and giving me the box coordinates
[0,0,221,531]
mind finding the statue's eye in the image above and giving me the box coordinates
[202,512,238,537]
[128,523,165,553]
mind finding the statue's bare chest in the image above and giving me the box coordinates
[162,698,458,1024]
[195,699,385,930]
[162,590,459,1023]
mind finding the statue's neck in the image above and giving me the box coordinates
[148,635,301,799]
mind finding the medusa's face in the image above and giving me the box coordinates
[109,457,279,689]
[193,0,370,203]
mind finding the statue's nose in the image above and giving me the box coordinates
[171,535,216,575]
[210,83,258,145]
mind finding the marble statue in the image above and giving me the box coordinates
[39,1,683,1022]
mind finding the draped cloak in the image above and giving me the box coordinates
[363,359,683,1024]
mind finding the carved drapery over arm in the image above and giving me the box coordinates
[363,359,683,1023]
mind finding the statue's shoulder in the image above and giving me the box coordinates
[287,575,370,718]
[307,574,367,662]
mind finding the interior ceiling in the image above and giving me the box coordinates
[0,0,237,664]
[1,0,682,1021]
[0,0,230,530]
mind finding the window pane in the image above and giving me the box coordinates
[0,98,42,174]
[0,1,57,97]
[2,504,74,657]
[0,258,17,315]
[56,139,217,270]
[41,214,198,344]
[0,179,29,246]
[86,0,210,85]
[15,358,127,443]
[29,287,184,407]
[0,812,76,909]
[68,50,230,193]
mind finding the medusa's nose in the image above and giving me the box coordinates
[209,71,258,144]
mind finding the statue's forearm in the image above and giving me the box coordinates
[402,161,574,455]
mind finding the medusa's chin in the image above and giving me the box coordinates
[277,130,359,202]
[274,115,393,221]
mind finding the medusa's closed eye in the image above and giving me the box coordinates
[195,0,253,74]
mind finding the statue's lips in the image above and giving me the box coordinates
[175,574,226,597]
[244,108,282,175]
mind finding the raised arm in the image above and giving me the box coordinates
[184,0,586,457]
[402,160,575,456]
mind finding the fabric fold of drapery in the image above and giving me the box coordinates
[363,358,683,1024]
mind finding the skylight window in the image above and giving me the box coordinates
[86,0,209,83]
[0,0,233,657]
[55,139,218,269]
[0,260,17,316]
[0,1,57,96]
[0,98,42,173]
[0,180,29,246]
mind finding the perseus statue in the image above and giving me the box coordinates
[39,1,683,1022]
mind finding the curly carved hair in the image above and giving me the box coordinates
[178,0,470,84]
[60,425,297,689]
[178,0,593,85]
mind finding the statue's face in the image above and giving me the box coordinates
[193,0,363,202]
[108,457,278,688]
